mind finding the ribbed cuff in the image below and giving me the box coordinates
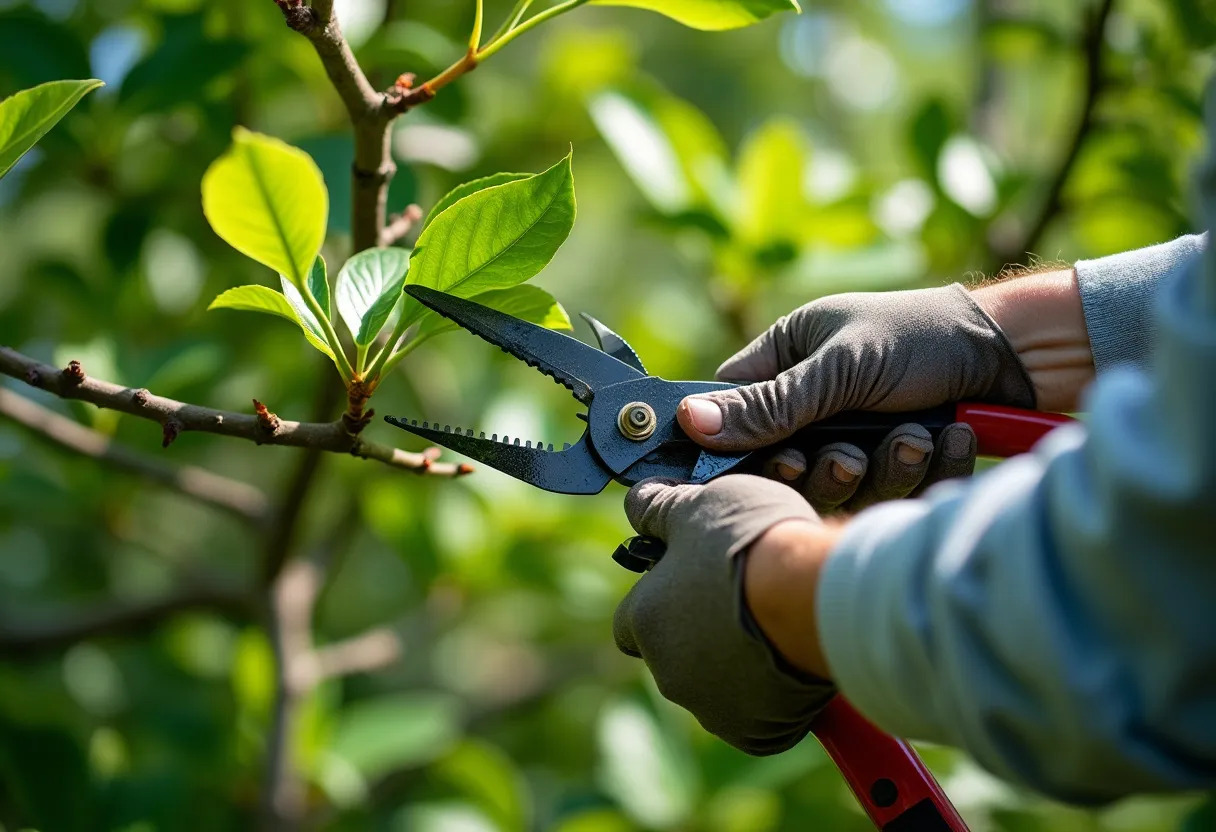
[1074,234,1207,373]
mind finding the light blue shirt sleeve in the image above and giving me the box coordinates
[816,101,1216,801]
[1075,233,1207,372]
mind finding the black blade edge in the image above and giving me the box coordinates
[384,416,612,495]
[405,285,643,404]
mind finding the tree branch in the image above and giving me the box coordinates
[262,551,402,828]
[990,0,1115,267]
[0,388,269,527]
[1,347,472,478]
[0,584,252,659]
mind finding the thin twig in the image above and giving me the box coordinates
[990,0,1115,268]
[379,204,423,247]
[0,388,269,526]
[0,348,471,477]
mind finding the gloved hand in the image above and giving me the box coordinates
[614,475,836,755]
[679,284,1036,513]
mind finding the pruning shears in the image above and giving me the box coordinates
[386,285,1075,832]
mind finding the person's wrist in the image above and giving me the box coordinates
[970,268,1095,411]
[743,519,840,680]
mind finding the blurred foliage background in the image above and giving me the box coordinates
[1,0,1215,830]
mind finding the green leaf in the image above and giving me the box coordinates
[330,693,462,779]
[591,0,799,30]
[208,284,335,360]
[307,255,331,318]
[735,118,808,246]
[335,248,411,345]
[202,127,328,287]
[0,79,103,180]
[422,172,531,232]
[280,279,338,359]
[405,155,575,324]
[413,285,572,346]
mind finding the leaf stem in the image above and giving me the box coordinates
[377,336,422,379]
[470,0,485,50]
[302,289,355,382]
[421,48,480,96]
[364,306,417,382]
[476,0,590,61]
[489,0,535,42]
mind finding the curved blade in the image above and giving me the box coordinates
[384,416,612,495]
[405,286,644,404]
[580,313,648,375]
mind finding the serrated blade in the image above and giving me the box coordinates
[384,417,613,495]
[405,286,645,404]
[580,313,648,375]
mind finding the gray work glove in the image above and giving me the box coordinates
[614,475,835,755]
[680,284,1036,513]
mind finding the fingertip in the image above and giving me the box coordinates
[612,594,642,658]
[623,477,679,529]
[941,422,978,460]
[803,444,867,512]
[888,424,934,468]
[760,448,807,483]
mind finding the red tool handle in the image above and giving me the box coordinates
[811,404,1074,831]
[954,403,1075,458]
[812,697,967,831]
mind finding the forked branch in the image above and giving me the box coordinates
[0,347,471,478]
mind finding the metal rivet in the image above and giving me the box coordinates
[870,778,898,808]
[617,402,656,441]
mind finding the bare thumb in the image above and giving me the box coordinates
[678,377,797,453]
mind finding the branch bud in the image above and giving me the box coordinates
[62,360,85,386]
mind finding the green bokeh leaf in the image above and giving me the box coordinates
[908,97,953,182]
[405,155,575,322]
[589,86,730,218]
[336,247,411,345]
[0,10,90,88]
[119,13,248,112]
[597,700,695,829]
[208,284,335,360]
[330,693,462,779]
[433,740,530,832]
[412,284,572,347]
[0,79,103,180]
[422,172,531,232]
[735,117,808,246]
[202,128,328,287]
[591,0,800,30]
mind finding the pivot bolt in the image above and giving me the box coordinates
[617,402,657,441]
